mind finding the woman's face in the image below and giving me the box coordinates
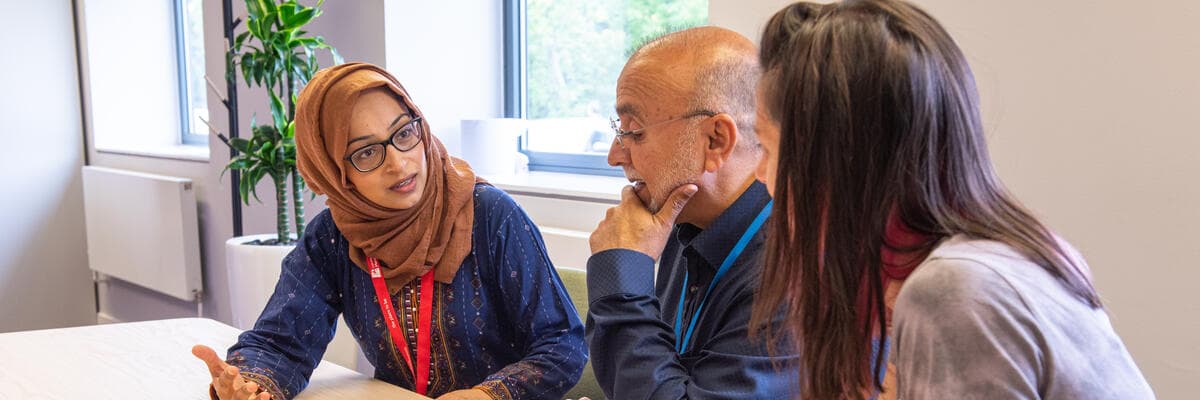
[344,88,428,210]
[754,78,781,198]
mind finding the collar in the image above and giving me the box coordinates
[675,181,772,271]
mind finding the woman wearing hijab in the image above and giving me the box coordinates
[749,1,1153,399]
[193,62,586,400]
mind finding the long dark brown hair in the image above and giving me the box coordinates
[748,1,1102,398]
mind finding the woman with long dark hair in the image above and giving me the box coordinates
[749,1,1154,398]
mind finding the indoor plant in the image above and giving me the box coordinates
[219,0,342,245]
[218,0,343,335]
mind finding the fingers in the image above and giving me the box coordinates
[242,381,260,399]
[619,185,643,206]
[192,344,228,378]
[230,371,264,399]
[655,183,698,222]
[205,359,269,400]
[221,365,241,391]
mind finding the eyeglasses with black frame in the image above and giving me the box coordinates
[344,116,424,173]
[609,109,717,149]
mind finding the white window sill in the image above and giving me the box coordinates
[96,144,210,163]
[480,171,627,204]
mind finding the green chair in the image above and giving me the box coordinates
[556,267,603,399]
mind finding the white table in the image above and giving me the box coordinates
[0,318,429,399]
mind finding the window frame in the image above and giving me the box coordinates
[175,0,207,145]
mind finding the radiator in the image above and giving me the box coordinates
[81,166,202,301]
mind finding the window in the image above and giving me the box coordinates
[81,0,208,158]
[505,0,708,176]
[176,0,208,145]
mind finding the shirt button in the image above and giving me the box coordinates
[689,285,698,293]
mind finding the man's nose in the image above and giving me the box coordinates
[606,137,628,167]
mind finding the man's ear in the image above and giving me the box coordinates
[703,113,738,173]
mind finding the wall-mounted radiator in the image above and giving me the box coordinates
[81,166,202,302]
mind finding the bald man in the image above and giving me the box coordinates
[586,27,800,399]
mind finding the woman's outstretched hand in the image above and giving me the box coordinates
[192,344,272,400]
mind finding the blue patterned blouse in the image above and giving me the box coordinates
[226,184,587,399]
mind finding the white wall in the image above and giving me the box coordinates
[0,1,95,332]
[711,0,1200,397]
[383,1,506,155]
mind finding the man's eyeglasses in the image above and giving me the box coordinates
[609,110,717,148]
[344,116,424,173]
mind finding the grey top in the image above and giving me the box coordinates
[891,235,1155,399]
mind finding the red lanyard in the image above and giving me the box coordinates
[367,257,434,395]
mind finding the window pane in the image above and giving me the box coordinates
[84,0,186,151]
[524,0,707,156]
[180,0,208,143]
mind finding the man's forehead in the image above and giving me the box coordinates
[615,68,689,118]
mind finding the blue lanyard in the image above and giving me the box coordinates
[674,201,772,353]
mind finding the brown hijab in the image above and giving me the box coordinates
[295,62,479,292]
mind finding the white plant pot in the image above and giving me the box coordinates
[225,234,295,330]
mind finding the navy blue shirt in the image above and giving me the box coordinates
[585,182,800,399]
[227,184,587,400]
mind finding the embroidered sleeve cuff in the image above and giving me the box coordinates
[206,373,285,400]
[240,371,287,400]
[586,249,656,304]
[474,380,514,400]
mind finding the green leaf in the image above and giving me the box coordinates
[238,56,254,86]
[255,148,273,168]
[269,94,288,136]
[233,31,250,51]
[277,3,297,26]
[229,137,252,153]
[284,29,300,49]
[226,158,253,172]
[246,14,262,40]
[330,48,343,65]
[293,37,318,48]
[245,0,264,20]
[238,168,254,204]
[283,8,315,30]
[259,0,277,20]
[246,167,266,204]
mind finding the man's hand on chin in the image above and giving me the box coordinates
[589,183,698,261]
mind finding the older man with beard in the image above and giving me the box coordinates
[585,26,800,399]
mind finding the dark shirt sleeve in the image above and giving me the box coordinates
[891,258,1041,399]
[225,216,343,400]
[475,200,588,400]
[585,249,798,399]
